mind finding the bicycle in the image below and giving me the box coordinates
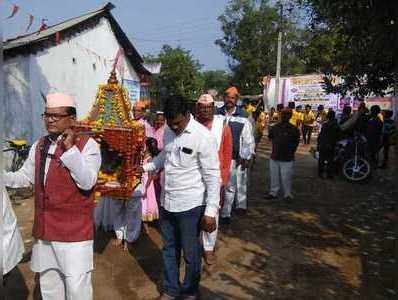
[3,139,31,171]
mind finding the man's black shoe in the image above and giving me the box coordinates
[265,194,277,200]
[283,196,293,204]
[220,217,231,225]
[235,208,247,216]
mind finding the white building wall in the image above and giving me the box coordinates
[4,17,139,143]
[3,55,36,141]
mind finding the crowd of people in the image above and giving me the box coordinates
[266,100,396,179]
[2,88,396,300]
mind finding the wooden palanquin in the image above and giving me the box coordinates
[74,71,145,199]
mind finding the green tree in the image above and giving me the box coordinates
[143,45,204,101]
[201,70,232,94]
[216,0,312,94]
[299,0,397,96]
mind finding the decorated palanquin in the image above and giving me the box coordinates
[74,71,145,199]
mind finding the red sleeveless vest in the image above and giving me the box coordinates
[33,136,95,242]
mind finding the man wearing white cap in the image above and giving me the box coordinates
[3,93,101,299]
[195,94,232,265]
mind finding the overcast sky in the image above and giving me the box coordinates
[1,0,230,70]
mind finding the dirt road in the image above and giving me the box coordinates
[5,137,397,299]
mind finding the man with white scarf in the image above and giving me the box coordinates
[217,87,255,224]
[3,93,101,299]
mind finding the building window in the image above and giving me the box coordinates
[72,58,76,64]
[92,63,96,71]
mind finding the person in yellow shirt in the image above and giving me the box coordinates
[252,109,266,144]
[288,102,301,127]
[316,105,328,124]
[245,101,257,115]
[302,105,316,144]
[296,105,304,127]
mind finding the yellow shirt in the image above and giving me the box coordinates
[256,112,266,132]
[289,110,302,127]
[245,104,256,114]
[302,111,315,126]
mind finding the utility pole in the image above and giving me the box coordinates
[394,79,398,295]
[0,20,4,284]
[274,2,283,107]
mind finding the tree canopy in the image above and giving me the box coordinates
[299,0,397,96]
[143,45,204,101]
[216,0,313,94]
[201,70,232,94]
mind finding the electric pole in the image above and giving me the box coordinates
[274,2,283,106]
[0,19,4,285]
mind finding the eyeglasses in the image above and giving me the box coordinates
[41,113,71,121]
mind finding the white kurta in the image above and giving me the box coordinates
[202,116,225,251]
[2,186,25,274]
[3,136,101,276]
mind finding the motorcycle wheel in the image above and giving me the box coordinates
[342,157,371,182]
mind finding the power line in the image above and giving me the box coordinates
[129,32,220,44]
[131,16,220,35]
[132,22,220,40]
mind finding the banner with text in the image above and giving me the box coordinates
[122,79,140,105]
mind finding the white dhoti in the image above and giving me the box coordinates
[40,269,92,300]
[221,160,248,218]
[2,187,25,275]
[113,185,143,243]
[31,239,93,300]
[269,159,294,198]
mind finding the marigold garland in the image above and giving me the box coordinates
[77,71,146,200]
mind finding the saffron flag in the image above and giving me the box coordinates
[26,14,34,32]
[6,4,19,19]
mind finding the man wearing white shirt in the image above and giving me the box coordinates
[3,93,101,300]
[143,96,220,300]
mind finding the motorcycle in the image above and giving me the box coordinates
[311,132,371,182]
[3,139,31,172]
[334,132,371,182]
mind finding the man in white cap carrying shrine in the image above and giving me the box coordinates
[3,93,101,299]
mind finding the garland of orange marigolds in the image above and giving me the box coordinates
[75,71,146,200]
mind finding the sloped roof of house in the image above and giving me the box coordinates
[4,2,150,75]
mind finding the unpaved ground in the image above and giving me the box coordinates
[5,137,397,300]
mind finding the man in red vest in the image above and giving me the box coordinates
[4,93,101,299]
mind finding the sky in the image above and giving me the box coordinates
[1,0,230,70]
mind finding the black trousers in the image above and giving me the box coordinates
[319,150,334,176]
[382,143,391,165]
[302,125,313,144]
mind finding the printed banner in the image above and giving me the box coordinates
[123,79,140,105]
[339,96,394,111]
[288,74,339,109]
